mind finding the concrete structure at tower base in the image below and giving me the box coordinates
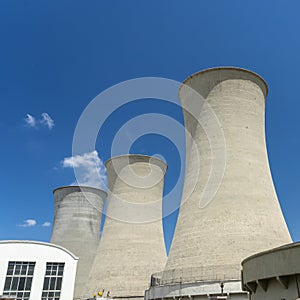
[145,280,248,300]
[242,242,300,300]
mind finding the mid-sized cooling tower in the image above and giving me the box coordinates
[84,154,167,299]
[165,67,291,283]
[50,186,106,299]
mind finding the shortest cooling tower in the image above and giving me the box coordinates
[50,186,106,299]
[84,154,167,299]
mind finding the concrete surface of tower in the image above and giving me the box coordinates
[84,154,167,299]
[146,67,292,299]
[50,186,106,299]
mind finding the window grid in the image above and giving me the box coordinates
[42,262,64,300]
[3,261,35,300]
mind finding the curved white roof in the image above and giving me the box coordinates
[0,240,79,260]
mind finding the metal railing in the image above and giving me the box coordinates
[150,265,241,287]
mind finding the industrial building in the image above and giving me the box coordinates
[0,241,78,300]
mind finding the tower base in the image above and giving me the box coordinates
[145,280,249,300]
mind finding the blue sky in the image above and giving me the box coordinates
[1,0,300,253]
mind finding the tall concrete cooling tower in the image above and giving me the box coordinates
[165,67,291,282]
[50,186,106,299]
[85,154,167,299]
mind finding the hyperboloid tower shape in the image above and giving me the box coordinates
[50,186,106,299]
[85,154,167,299]
[166,67,291,278]
[147,67,291,299]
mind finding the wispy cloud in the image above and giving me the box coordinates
[18,219,37,227]
[24,113,55,130]
[41,113,55,129]
[62,150,107,190]
[42,221,51,227]
[25,114,36,128]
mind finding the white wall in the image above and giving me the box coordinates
[0,241,78,300]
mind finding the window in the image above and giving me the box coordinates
[2,261,35,300]
[41,262,64,300]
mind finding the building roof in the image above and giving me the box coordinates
[0,240,79,260]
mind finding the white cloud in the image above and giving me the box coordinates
[25,114,36,127]
[62,150,107,190]
[42,221,51,227]
[18,219,37,227]
[41,113,55,129]
[24,112,55,130]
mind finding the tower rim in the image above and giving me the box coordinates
[53,185,107,197]
[179,66,268,98]
[105,154,168,174]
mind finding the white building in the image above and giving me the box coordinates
[0,241,78,300]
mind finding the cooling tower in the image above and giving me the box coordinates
[84,154,167,298]
[50,186,106,299]
[165,67,291,282]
